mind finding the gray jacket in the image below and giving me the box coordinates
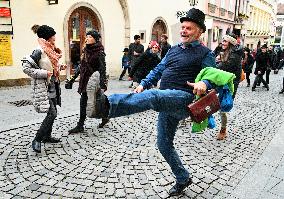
[22,48,55,113]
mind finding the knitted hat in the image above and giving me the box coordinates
[86,30,101,42]
[223,34,237,46]
[31,24,56,40]
[150,41,160,51]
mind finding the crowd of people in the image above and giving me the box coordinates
[21,7,284,197]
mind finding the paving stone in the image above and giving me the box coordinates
[1,77,284,198]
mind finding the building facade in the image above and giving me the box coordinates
[244,0,277,50]
[201,0,237,51]
[0,0,194,86]
[274,3,284,48]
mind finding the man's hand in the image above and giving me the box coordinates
[187,81,207,96]
[134,85,144,93]
[133,51,139,56]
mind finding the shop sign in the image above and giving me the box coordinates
[0,7,11,17]
[0,34,13,66]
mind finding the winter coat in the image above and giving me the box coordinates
[242,54,254,73]
[160,42,171,59]
[78,42,107,94]
[22,47,61,113]
[129,50,161,83]
[255,51,269,75]
[128,42,144,66]
[122,54,130,68]
[217,45,243,84]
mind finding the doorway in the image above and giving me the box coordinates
[68,7,101,73]
[151,19,167,42]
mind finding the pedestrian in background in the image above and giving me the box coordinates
[128,41,161,87]
[213,43,222,57]
[252,45,269,91]
[68,30,108,134]
[128,35,144,88]
[159,34,171,59]
[216,33,243,140]
[22,24,67,153]
[119,47,131,80]
[242,47,254,87]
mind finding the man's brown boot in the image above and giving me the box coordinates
[217,127,227,140]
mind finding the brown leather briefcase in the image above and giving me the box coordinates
[187,89,220,123]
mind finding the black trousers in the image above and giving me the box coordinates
[265,69,271,84]
[78,92,88,126]
[245,72,251,85]
[252,74,268,89]
[35,98,57,141]
[119,67,131,79]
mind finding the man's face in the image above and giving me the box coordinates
[261,48,267,53]
[180,21,202,44]
[161,37,166,43]
[268,46,273,51]
[135,38,141,44]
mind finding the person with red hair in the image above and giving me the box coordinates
[128,41,161,88]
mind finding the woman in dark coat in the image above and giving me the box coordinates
[216,33,243,140]
[242,47,255,87]
[129,41,161,87]
[68,30,108,134]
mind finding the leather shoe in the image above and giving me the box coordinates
[217,127,227,140]
[42,136,61,143]
[169,178,193,196]
[279,89,284,94]
[98,118,109,128]
[68,125,84,134]
[32,139,41,153]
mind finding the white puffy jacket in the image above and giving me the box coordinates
[22,47,52,113]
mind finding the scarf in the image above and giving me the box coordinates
[38,38,62,77]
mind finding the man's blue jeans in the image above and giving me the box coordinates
[108,89,194,183]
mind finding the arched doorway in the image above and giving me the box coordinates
[68,7,101,73]
[151,18,168,42]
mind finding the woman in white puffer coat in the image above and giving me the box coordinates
[22,24,66,153]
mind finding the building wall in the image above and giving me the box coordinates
[0,0,194,83]
[201,0,236,50]
[244,0,277,49]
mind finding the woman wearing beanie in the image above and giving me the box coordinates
[68,30,108,134]
[22,24,66,153]
[216,33,243,140]
[128,40,161,88]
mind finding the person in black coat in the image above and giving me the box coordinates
[129,41,161,86]
[68,30,108,134]
[159,34,171,59]
[242,47,254,87]
[252,45,269,91]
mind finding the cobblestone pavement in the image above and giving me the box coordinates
[1,73,284,199]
